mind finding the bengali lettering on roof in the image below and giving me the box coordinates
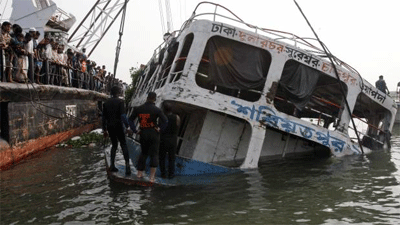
[209,22,358,87]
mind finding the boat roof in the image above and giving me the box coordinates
[9,0,76,42]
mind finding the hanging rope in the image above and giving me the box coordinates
[293,0,364,154]
[158,0,166,34]
[112,0,129,82]
[165,0,173,32]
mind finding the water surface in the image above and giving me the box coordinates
[1,125,400,224]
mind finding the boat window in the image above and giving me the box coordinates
[352,92,392,149]
[154,37,179,89]
[170,33,194,83]
[147,60,159,86]
[133,74,143,98]
[195,36,271,102]
[274,59,347,128]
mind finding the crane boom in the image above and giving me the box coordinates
[67,0,129,57]
[113,0,128,81]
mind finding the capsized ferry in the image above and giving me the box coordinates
[125,2,397,177]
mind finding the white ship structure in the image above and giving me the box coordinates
[127,2,397,172]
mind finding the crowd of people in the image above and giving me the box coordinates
[0,21,127,95]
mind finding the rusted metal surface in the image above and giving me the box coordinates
[7,99,101,145]
[0,123,97,170]
[0,83,108,170]
[0,83,108,102]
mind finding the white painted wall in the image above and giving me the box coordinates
[178,110,205,158]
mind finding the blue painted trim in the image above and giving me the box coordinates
[126,137,236,176]
[231,100,349,153]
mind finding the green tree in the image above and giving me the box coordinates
[124,66,143,105]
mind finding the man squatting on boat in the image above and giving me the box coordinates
[130,92,168,182]
[103,86,136,175]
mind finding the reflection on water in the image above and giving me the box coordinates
[1,125,400,224]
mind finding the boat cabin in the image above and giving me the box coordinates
[128,2,397,169]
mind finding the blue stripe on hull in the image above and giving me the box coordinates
[126,137,236,176]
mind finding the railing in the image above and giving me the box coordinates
[391,90,400,103]
[182,2,362,77]
[274,94,387,135]
[134,2,365,103]
[0,47,107,93]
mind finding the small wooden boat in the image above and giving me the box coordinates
[105,138,236,187]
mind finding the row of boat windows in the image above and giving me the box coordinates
[134,33,390,132]
[134,33,347,115]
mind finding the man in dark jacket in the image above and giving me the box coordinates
[375,75,389,94]
[159,102,180,179]
[130,92,167,182]
[103,86,134,175]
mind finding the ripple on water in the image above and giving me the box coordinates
[1,139,400,224]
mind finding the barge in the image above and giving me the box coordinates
[0,0,107,169]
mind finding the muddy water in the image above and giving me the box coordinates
[1,125,400,224]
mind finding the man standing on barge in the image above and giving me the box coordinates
[103,85,134,175]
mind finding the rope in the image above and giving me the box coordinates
[293,0,364,154]
[158,0,166,34]
[165,0,173,32]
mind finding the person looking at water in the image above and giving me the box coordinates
[33,31,42,84]
[375,75,389,94]
[12,33,27,83]
[102,85,135,175]
[130,92,167,182]
[0,21,12,82]
[159,102,180,179]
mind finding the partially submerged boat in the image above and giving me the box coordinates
[120,2,397,182]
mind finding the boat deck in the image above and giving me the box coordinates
[105,149,175,187]
[104,140,236,187]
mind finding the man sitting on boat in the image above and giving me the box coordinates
[130,92,168,182]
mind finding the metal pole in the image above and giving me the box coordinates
[112,0,129,84]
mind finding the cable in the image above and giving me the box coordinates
[158,0,166,34]
[165,0,173,32]
[293,0,364,154]
[112,0,128,83]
